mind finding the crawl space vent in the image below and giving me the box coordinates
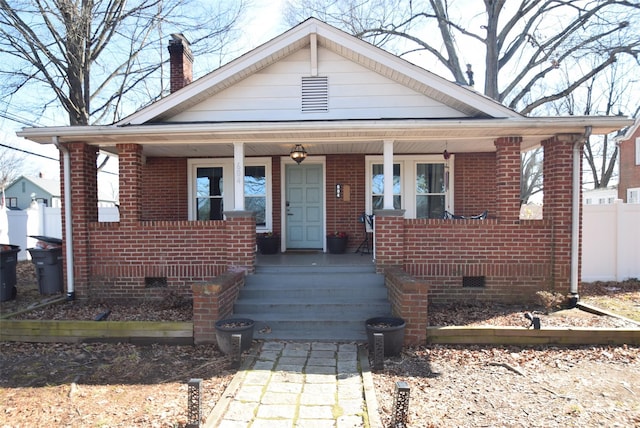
[301,76,328,112]
[462,276,485,288]
[145,277,168,288]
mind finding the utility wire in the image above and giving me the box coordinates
[0,142,59,161]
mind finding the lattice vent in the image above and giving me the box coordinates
[301,76,328,112]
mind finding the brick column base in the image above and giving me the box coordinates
[192,271,244,345]
[385,267,429,346]
[374,209,405,273]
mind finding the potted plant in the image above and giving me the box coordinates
[257,232,279,254]
[365,316,406,356]
[327,231,348,254]
[214,318,255,355]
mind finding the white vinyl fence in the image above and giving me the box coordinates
[582,201,640,282]
[4,202,119,261]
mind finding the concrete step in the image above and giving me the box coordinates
[233,298,391,315]
[233,267,390,342]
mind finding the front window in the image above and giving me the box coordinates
[245,165,266,226]
[196,167,224,220]
[366,155,452,218]
[416,163,446,219]
[188,158,272,230]
[371,163,401,210]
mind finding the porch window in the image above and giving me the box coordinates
[196,167,224,220]
[371,163,401,210]
[629,188,640,204]
[188,158,272,230]
[245,166,266,226]
[366,155,452,218]
[416,163,446,219]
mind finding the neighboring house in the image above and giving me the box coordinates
[18,19,632,343]
[583,187,618,205]
[617,117,640,203]
[3,175,60,209]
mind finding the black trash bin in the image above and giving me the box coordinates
[1,244,20,302]
[28,236,63,296]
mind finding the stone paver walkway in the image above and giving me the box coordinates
[205,341,381,428]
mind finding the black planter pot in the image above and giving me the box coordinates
[327,236,348,254]
[257,237,279,254]
[365,316,406,356]
[214,318,255,355]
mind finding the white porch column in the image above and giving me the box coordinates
[383,140,395,209]
[233,142,245,210]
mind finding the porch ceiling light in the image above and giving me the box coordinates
[290,144,307,164]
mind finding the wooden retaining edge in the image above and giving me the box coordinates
[427,326,640,346]
[0,320,194,345]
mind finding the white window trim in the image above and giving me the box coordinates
[187,157,272,231]
[635,137,640,165]
[365,155,454,219]
[628,187,640,204]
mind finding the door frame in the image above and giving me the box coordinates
[280,156,326,252]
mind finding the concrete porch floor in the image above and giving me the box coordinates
[256,251,375,267]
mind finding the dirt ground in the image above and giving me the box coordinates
[1,262,639,427]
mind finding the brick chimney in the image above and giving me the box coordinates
[168,33,193,93]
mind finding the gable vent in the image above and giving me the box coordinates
[301,76,328,112]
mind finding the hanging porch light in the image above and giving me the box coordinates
[290,144,308,164]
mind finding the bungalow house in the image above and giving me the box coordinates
[617,117,640,203]
[17,19,632,344]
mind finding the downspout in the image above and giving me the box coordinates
[569,126,591,306]
[53,136,75,300]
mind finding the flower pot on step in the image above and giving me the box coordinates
[327,236,348,254]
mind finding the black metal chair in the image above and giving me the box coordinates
[443,210,488,220]
[356,212,374,255]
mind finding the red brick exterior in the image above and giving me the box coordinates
[192,271,245,344]
[385,267,429,344]
[454,153,496,216]
[618,126,640,201]
[168,37,193,93]
[141,157,188,221]
[325,154,366,251]
[62,136,582,345]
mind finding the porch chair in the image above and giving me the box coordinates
[443,210,488,220]
[355,212,374,255]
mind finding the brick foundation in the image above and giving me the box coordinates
[385,267,429,345]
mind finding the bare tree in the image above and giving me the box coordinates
[286,0,640,115]
[286,0,640,196]
[0,148,25,194]
[0,0,246,126]
[521,147,543,204]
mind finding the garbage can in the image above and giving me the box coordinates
[28,236,63,296]
[0,244,20,302]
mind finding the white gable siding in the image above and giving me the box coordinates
[168,47,466,123]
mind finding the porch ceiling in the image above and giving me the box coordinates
[18,116,634,158]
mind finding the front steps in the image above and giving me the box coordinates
[232,264,392,342]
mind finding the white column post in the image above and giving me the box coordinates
[233,142,245,211]
[383,140,395,210]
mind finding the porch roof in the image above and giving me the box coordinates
[18,116,633,158]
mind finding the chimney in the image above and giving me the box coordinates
[168,33,193,93]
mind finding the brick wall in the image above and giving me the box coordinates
[142,157,188,221]
[618,127,640,201]
[385,267,429,345]
[62,142,98,298]
[192,270,245,344]
[454,153,497,216]
[403,218,552,304]
[87,220,231,300]
[325,154,366,251]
